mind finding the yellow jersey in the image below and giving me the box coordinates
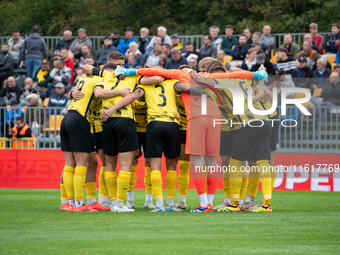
[68,74,103,123]
[133,97,147,132]
[257,86,278,118]
[100,70,140,119]
[90,105,103,134]
[176,92,187,131]
[136,79,180,124]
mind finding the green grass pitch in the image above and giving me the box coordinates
[0,189,339,254]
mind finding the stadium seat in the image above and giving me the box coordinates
[270,49,277,64]
[99,65,104,69]
[331,63,336,71]
[326,55,336,64]
[313,88,323,97]
[43,98,49,107]
[224,56,232,62]
[43,115,63,132]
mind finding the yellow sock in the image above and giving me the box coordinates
[128,165,138,191]
[229,158,243,206]
[98,166,107,198]
[178,160,190,198]
[144,166,152,194]
[166,170,177,200]
[223,170,231,198]
[247,168,261,198]
[255,160,271,206]
[151,170,163,201]
[240,171,248,200]
[85,182,96,200]
[270,166,276,192]
[117,171,131,202]
[74,166,87,201]
[63,166,75,200]
[60,183,67,202]
[105,171,117,201]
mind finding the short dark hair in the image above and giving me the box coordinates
[276,47,288,54]
[163,43,171,49]
[253,31,261,38]
[16,115,24,123]
[32,25,40,33]
[204,34,212,40]
[12,30,19,33]
[243,27,252,33]
[334,64,340,70]
[239,33,247,39]
[178,65,191,69]
[312,53,321,62]
[82,44,91,50]
[332,23,340,29]
[102,62,117,71]
[86,56,95,62]
[57,58,65,65]
[107,51,125,61]
[60,47,68,52]
[185,41,194,46]
[2,43,9,47]
[225,25,233,30]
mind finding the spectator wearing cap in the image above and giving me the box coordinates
[60,48,74,83]
[277,68,296,98]
[5,99,24,124]
[182,42,203,63]
[32,59,51,89]
[46,58,72,97]
[221,25,238,55]
[300,33,320,53]
[231,33,250,61]
[69,28,92,54]
[126,42,144,66]
[20,25,48,78]
[292,57,313,88]
[0,76,22,106]
[250,53,275,76]
[20,77,39,107]
[111,29,120,47]
[0,43,14,86]
[25,93,47,137]
[117,27,136,55]
[165,48,188,69]
[280,33,300,59]
[241,48,257,71]
[261,25,275,50]
[137,27,150,55]
[209,26,222,50]
[8,30,24,68]
[311,58,332,91]
[252,32,269,56]
[171,34,185,53]
[200,35,217,58]
[309,23,324,55]
[47,83,68,115]
[95,36,118,66]
[276,47,297,75]
[145,26,172,58]
[53,30,73,56]
[323,23,340,58]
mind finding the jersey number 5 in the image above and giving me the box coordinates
[155,84,167,107]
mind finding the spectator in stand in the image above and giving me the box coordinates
[117,27,136,55]
[0,76,22,106]
[200,35,217,58]
[95,36,118,66]
[69,28,92,54]
[250,41,263,54]
[292,56,313,88]
[243,27,252,45]
[323,23,340,58]
[165,48,188,69]
[146,26,172,56]
[309,23,324,54]
[301,33,320,53]
[25,93,47,137]
[0,43,14,86]
[137,27,150,55]
[20,77,39,107]
[216,50,231,70]
[231,33,250,61]
[73,45,92,69]
[47,83,68,115]
[66,68,83,93]
[182,42,203,63]
[8,30,24,68]
[276,68,296,98]
[300,41,317,62]
[221,25,238,56]
[280,33,300,59]
[311,58,332,91]
[145,45,163,67]
[5,99,24,124]
[60,48,74,83]
[53,30,73,57]
[261,25,275,50]
[6,116,33,146]
[85,56,96,66]
[125,42,144,66]
[209,26,222,50]
[312,53,332,72]
[46,58,72,97]
[252,32,268,55]
[159,54,168,68]
[276,47,297,75]
[241,48,257,71]
[251,52,275,76]
[333,64,340,76]
[171,34,185,53]
[145,36,163,60]
[32,59,51,89]
[20,25,48,78]
[111,29,120,47]
[188,57,198,71]
[124,53,142,69]
[162,44,171,59]
[310,72,340,106]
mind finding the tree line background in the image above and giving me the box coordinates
[0,0,339,36]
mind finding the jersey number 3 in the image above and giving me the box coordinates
[155,84,167,107]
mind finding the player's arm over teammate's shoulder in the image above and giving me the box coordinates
[68,87,85,100]
[93,86,131,99]
[174,81,208,95]
[139,76,165,85]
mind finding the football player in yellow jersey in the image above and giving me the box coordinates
[60,63,131,212]
[101,69,206,212]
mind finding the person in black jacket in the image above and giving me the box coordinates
[95,36,118,66]
[0,76,22,106]
[182,42,203,63]
[53,30,73,57]
[250,53,275,76]
[292,57,313,88]
[311,58,332,91]
[323,23,340,57]
[231,34,250,61]
[0,43,14,86]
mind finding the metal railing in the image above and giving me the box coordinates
[0,105,339,153]
[0,32,331,53]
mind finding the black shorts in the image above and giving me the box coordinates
[269,115,280,151]
[232,120,271,161]
[220,130,236,156]
[102,117,139,156]
[92,132,103,152]
[61,110,94,153]
[145,121,180,159]
[136,132,146,158]
[180,130,187,144]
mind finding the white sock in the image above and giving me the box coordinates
[156,199,163,208]
[116,201,124,208]
[245,195,255,203]
[87,199,96,205]
[110,200,116,208]
[207,194,215,206]
[61,201,68,206]
[179,197,186,204]
[75,200,83,207]
[167,199,174,207]
[199,193,207,207]
[145,193,153,203]
[224,197,231,205]
[98,197,108,204]
[68,198,75,206]
[127,191,134,202]
[239,199,244,204]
